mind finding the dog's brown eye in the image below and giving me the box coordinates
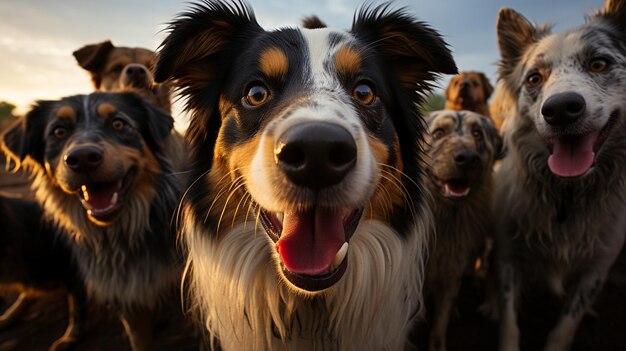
[589,58,608,73]
[53,127,67,139]
[432,128,445,140]
[245,84,269,107]
[472,130,483,142]
[353,82,376,105]
[111,119,126,130]
[526,72,543,87]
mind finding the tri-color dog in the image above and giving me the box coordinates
[1,92,183,351]
[154,1,456,349]
[493,0,626,350]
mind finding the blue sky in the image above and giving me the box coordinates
[0,0,602,129]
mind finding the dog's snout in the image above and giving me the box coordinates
[275,123,357,190]
[123,64,148,78]
[64,146,104,173]
[541,92,586,126]
[453,149,480,170]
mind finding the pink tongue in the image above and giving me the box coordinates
[547,132,598,177]
[276,209,346,276]
[84,183,118,210]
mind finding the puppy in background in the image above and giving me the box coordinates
[73,40,172,112]
[423,110,503,351]
[445,71,496,127]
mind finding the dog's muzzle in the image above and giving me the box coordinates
[259,122,363,292]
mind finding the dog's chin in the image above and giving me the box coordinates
[544,111,618,179]
[258,205,363,293]
[75,168,137,226]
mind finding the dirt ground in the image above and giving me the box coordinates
[1,166,625,351]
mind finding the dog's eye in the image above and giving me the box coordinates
[111,64,124,73]
[589,58,608,73]
[472,130,483,142]
[432,128,445,140]
[526,72,543,87]
[53,126,67,140]
[245,83,270,107]
[111,119,126,130]
[353,82,376,105]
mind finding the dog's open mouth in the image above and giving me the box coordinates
[259,206,363,292]
[77,168,136,223]
[431,176,471,198]
[546,111,618,178]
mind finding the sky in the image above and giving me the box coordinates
[0,0,603,130]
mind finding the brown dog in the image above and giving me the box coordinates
[423,110,503,351]
[73,40,172,112]
[444,71,494,123]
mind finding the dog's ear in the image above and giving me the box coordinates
[497,8,544,78]
[595,0,626,34]
[302,15,327,29]
[480,115,505,161]
[1,102,51,168]
[127,93,174,150]
[479,73,494,99]
[73,40,115,89]
[154,1,262,87]
[351,5,457,93]
[154,1,263,171]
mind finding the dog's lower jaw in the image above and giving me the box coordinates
[184,217,427,351]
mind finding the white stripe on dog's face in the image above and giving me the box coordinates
[247,28,378,212]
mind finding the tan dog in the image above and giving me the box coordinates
[445,71,495,126]
[73,40,172,112]
[423,110,503,351]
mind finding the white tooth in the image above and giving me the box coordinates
[332,242,349,269]
[444,183,451,195]
[276,212,284,224]
[80,198,94,211]
[111,192,118,205]
[461,188,471,196]
[81,185,89,201]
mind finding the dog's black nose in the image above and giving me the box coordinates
[454,149,480,170]
[541,92,586,126]
[275,123,357,190]
[64,146,104,173]
[123,64,148,78]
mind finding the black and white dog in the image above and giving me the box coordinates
[155,1,456,350]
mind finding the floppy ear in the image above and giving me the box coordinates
[496,8,545,78]
[479,73,494,99]
[120,93,173,151]
[351,4,457,94]
[1,102,51,168]
[73,40,115,89]
[594,0,626,35]
[154,0,263,172]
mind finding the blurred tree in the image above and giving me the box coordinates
[419,93,446,114]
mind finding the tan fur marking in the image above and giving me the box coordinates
[259,47,288,79]
[56,105,76,122]
[335,46,361,76]
[366,136,405,221]
[97,102,116,118]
